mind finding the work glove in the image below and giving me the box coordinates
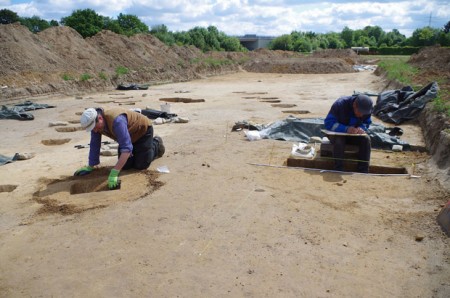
[74,165,94,176]
[108,169,120,189]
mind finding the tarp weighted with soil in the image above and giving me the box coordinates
[0,101,56,120]
[373,82,438,124]
[235,118,411,150]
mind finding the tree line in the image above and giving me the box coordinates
[269,25,450,51]
[1,8,449,52]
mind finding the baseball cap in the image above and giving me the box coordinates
[355,94,373,115]
[80,108,98,132]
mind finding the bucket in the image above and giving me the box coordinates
[160,103,171,113]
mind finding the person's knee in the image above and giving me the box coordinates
[134,161,151,170]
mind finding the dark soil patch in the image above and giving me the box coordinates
[160,97,205,103]
[41,138,71,145]
[0,184,18,193]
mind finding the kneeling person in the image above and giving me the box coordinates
[74,107,165,189]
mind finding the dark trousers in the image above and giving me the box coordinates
[120,126,160,170]
[331,135,371,173]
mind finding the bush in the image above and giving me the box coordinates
[98,72,108,80]
[433,92,450,117]
[115,66,129,75]
[368,47,420,55]
[80,73,92,81]
[62,73,73,81]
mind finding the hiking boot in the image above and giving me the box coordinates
[154,136,165,158]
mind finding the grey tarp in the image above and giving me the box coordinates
[0,101,56,120]
[373,82,438,124]
[0,153,18,166]
[242,118,410,150]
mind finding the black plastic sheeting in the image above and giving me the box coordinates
[240,118,410,150]
[373,82,438,124]
[116,83,149,90]
[0,101,56,120]
[140,109,177,120]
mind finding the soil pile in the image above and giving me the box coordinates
[409,46,450,92]
[0,23,359,101]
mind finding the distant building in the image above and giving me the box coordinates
[351,47,370,54]
[238,35,275,51]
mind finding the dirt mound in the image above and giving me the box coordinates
[0,24,375,100]
[38,26,111,72]
[409,46,450,72]
[244,57,355,74]
[312,48,359,59]
[0,23,63,76]
[409,46,450,94]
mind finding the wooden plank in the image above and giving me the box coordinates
[287,157,408,174]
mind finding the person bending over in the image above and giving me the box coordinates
[74,107,165,189]
[324,94,373,173]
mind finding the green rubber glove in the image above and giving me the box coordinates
[74,165,93,176]
[108,169,120,189]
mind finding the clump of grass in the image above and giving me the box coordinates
[62,73,73,81]
[189,58,201,65]
[432,91,450,117]
[377,59,418,86]
[98,72,108,80]
[80,73,92,81]
[203,57,233,67]
[115,66,129,76]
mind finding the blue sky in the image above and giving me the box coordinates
[1,0,449,37]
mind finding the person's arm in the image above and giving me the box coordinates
[324,113,349,133]
[74,132,101,176]
[111,115,133,171]
[107,115,133,189]
[113,151,131,171]
[360,115,372,131]
[88,131,102,166]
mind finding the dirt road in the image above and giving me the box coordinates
[1,71,449,297]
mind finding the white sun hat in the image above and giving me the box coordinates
[80,108,98,132]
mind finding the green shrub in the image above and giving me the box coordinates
[432,92,450,117]
[368,47,421,55]
[98,72,108,80]
[115,66,129,75]
[80,73,92,81]
[62,73,73,81]
[203,57,233,67]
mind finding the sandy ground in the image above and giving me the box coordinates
[0,71,449,297]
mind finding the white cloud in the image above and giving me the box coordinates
[1,0,449,37]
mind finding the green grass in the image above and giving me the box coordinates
[189,58,201,64]
[62,73,73,81]
[80,73,92,81]
[377,57,419,86]
[115,66,129,76]
[432,91,450,117]
[203,57,233,67]
[375,55,449,118]
[98,72,108,80]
